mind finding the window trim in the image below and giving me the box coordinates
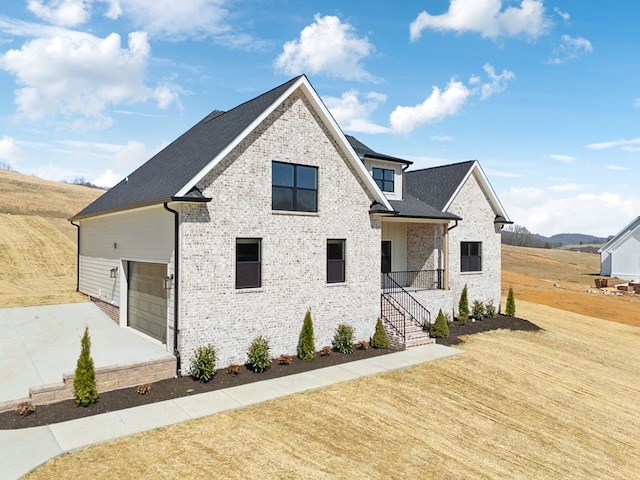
[236,238,261,289]
[272,161,318,212]
[460,241,482,273]
[327,239,346,284]
[372,167,395,193]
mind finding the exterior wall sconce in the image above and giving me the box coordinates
[110,267,119,278]
[164,274,174,290]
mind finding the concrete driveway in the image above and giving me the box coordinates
[0,302,173,405]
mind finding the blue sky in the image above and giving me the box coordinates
[0,1,638,237]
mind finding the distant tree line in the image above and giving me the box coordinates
[0,161,14,172]
[501,224,558,249]
[62,177,106,190]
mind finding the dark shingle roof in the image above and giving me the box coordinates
[71,76,303,220]
[404,161,476,211]
[390,194,460,220]
[346,135,412,165]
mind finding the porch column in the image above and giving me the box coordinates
[443,224,449,289]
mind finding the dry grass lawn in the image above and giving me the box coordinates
[25,300,640,479]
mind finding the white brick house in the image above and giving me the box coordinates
[70,75,511,374]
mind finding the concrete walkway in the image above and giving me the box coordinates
[0,343,463,479]
[0,303,174,406]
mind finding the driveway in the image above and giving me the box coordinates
[0,302,173,405]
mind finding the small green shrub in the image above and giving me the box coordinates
[333,323,354,354]
[430,309,450,338]
[457,284,469,325]
[298,310,316,362]
[73,326,98,407]
[485,299,497,318]
[371,318,389,349]
[506,287,516,317]
[471,300,485,320]
[247,335,271,372]
[190,344,216,383]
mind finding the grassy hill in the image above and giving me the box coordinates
[0,170,103,307]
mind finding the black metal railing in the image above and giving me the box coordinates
[381,269,444,291]
[381,273,432,329]
[380,294,406,341]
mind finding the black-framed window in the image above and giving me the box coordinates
[272,162,318,212]
[372,167,394,192]
[327,239,345,283]
[461,242,482,272]
[236,238,261,289]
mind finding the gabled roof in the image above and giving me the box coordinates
[390,194,460,220]
[346,135,412,165]
[598,216,640,253]
[71,76,393,221]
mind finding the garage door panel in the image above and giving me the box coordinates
[128,262,167,344]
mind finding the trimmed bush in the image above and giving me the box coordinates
[333,323,354,354]
[430,309,450,338]
[506,287,516,317]
[458,284,469,325]
[190,344,216,383]
[485,299,497,319]
[73,326,98,407]
[298,310,316,362]
[371,318,389,349]
[247,335,271,372]
[471,300,485,320]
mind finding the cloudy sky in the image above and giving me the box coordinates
[0,0,638,237]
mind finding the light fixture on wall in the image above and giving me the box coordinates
[164,274,174,290]
[110,267,119,278]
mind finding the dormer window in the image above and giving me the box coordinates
[372,167,394,192]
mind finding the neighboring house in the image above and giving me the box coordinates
[598,217,640,282]
[70,75,511,374]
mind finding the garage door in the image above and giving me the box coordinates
[128,262,167,343]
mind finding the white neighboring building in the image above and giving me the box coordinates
[598,217,640,282]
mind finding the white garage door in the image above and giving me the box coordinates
[128,262,167,344]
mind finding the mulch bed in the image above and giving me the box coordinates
[0,314,539,430]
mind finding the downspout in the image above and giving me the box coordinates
[70,220,80,292]
[163,202,181,378]
[443,220,459,290]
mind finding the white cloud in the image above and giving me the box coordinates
[587,137,640,150]
[93,169,122,188]
[550,154,576,164]
[479,63,515,99]
[323,90,389,134]
[607,165,629,171]
[549,34,593,64]
[502,187,639,237]
[0,30,179,127]
[0,136,28,163]
[554,7,570,21]
[27,0,91,27]
[485,169,521,178]
[549,183,587,192]
[275,15,375,81]
[430,135,454,141]
[410,0,551,41]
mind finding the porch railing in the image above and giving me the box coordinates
[381,273,432,329]
[380,294,406,341]
[381,269,444,291]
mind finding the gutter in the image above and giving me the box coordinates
[447,220,459,231]
[163,202,182,378]
[70,220,80,292]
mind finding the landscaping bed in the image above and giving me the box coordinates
[0,313,538,429]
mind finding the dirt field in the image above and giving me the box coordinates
[25,300,640,479]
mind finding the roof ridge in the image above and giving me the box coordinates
[406,160,476,174]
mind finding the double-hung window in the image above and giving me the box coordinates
[372,167,394,192]
[272,162,318,212]
[460,242,482,272]
[327,239,345,283]
[236,238,261,288]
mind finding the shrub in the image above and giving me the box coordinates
[356,340,369,350]
[506,287,516,317]
[298,310,316,362]
[136,384,152,395]
[190,344,217,383]
[320,346,333,357]
[278,354,293,365]
[16,402,35,417]
[485,299,497,319]
[334,323,354,354]
[430,309,450,338]
[226,364,241,375]
[247,335,271,372]
[371,318,389,349]
[458,284,469,325]
[73,326,98,407]
[471,300,485,320]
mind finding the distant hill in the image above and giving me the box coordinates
[502,224,610,249]
[536,233,610,246]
